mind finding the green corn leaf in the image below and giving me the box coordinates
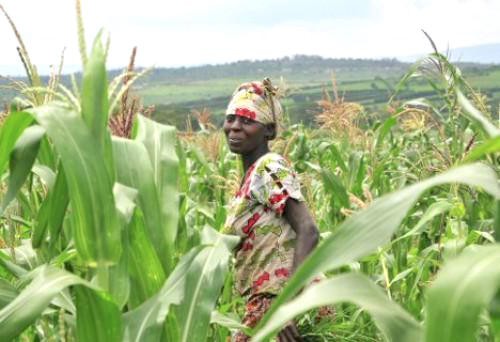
[375,117,397,149]
[464,135,500,162]
[389,268,415,287]
[31,164,55,190]
[127,210,165,308]
[0,252,27,277]
[134,115,179,260]
[113,176,161,310]
[490,291,500,340]
[81,31,108,133]
[32,164,69,249]
[80,31,115,179]
[114,182,138,225]
[256,163,500,332]
[0,111,33,176]
[108,254,130,310]
[3,240,38,271]
[320,169,349,208]
[112,136,171,274]
[425,245,500,342]
[108,183,138,309]
[253,273,422,342]
[394,200,453,242]
[172,226,239,342]
[0,125,45,216]
[37,136,57,170]
[347,152,364,193]
[0,279,18,310]
[46,167,69,251]
[123,246,205,342]
[0,265,92,340]
[456,90,500,138]
[328,143,347,173]
[76,287,123,342]
[210,311,251,336]
[27,103,121,265]
[495,200,500,241]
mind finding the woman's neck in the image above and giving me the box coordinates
[241,144,270,173]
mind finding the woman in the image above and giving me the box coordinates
[222,79,320,341]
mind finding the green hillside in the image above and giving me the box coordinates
[2,55,499,129]
[131,57,500,129]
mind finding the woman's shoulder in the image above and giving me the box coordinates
[255,152,291,172]
[249,152,304,208]
[251,153,298,185]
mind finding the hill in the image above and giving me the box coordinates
[0,55,412,108]
[1,55,499,129]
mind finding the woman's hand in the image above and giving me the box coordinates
[278,321,303,341]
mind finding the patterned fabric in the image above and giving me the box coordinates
[232,292,334,341]
[222,152,304,296]
[233,293,275,342]
[225,81,283,125]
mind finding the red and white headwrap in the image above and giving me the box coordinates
[225,79,283,125]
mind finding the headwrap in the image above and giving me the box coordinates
[225,78,283,125]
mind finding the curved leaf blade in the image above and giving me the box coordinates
[456,90,500,138]
[28,103,121,265]
[464,136,500,162]
[0,125,45,216]
[253,273,422,342]
[123,246,204,342]
[76,287,123,342]
[0,280,18,310]
[31,164,55,190]
[0,266,88,340]
[134,115,179,259]
[32,164,69,248]
[112,136,170,274]
[210,311,251,335]
[81,31,114,179]
[173,226,239,342]
[127,210,166,308]
[256,163,499,330]
[395,200,453,242]
[426,245,500,342]
[0,111,33,176]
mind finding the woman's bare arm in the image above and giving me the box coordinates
[284,198,319,273]
[277,199,319,341]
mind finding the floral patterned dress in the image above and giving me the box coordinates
[222,152,304,297]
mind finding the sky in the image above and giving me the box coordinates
[0,0,499,75]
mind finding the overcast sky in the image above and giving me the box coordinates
[0,0,499,75]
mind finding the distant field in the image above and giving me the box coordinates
[138,74,393,106]
[142,64,500,129]
[1,56,498,129]
[138,78,243,105]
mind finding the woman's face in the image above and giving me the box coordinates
[223,114,268,155]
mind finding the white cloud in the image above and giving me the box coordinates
[368,0,500,52]
[0,0,498,75]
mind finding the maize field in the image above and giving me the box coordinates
[0,2,499,341]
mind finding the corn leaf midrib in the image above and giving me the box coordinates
[180,240,221,342]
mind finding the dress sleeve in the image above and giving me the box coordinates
[249,154,304,215]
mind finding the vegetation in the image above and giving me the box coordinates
[2,49,500,130]
[0,2,499,342]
